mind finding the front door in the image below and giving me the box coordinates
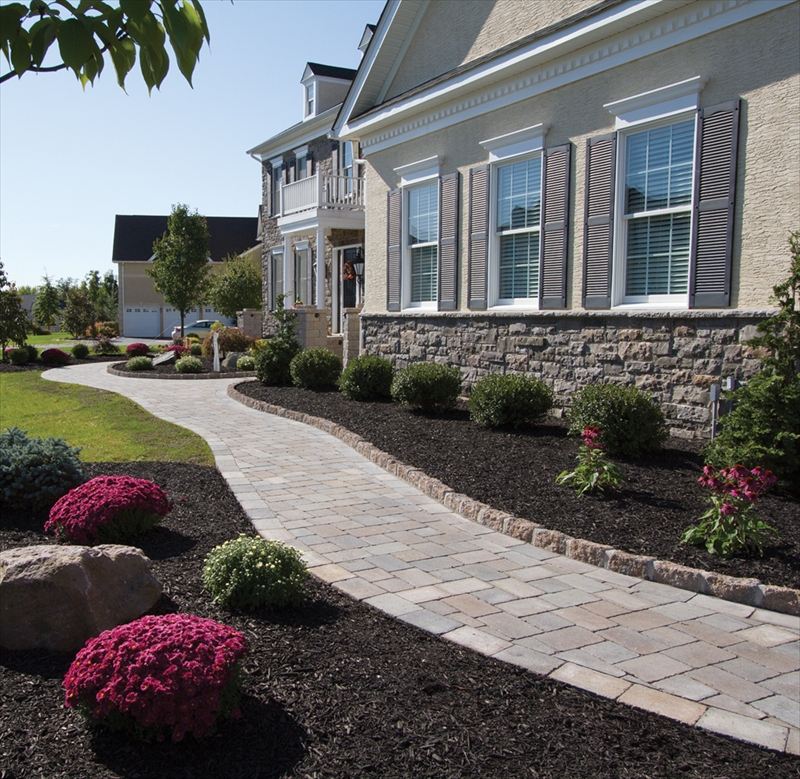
[334,246,360,334]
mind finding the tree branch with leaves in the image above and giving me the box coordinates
[1,0,210,91]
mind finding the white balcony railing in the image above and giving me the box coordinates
[280,171,364,217]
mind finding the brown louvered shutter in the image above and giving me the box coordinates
[690,100,740,308]
[540,144,571,309]
[387,188,402,311]
[330,141,339,175]
[582,134,616,309]
[438,172,459,310]
[468,165,490,309]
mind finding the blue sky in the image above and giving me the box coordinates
[0,0,384,289]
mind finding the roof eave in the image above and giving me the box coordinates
[247,105,340,161]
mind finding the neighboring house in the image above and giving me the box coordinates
[334,0,800,438]
[111,214,260,338]
[247,31,374,356]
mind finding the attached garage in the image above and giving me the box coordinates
[122,306,161,338]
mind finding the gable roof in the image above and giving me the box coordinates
[112,215,259,264]
[303,63,358,82]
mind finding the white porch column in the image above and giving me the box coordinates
[315,226,325,309]
[282,235,292,305]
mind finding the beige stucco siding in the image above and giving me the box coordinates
[385,0,600,101]
[120,262,227,307]
[364,2,799,314]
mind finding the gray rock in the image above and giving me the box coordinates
[222,352,245,369]
[0,544,162,651]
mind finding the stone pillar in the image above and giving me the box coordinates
[237,309,263,339]
[342,306,362,367]
[295,307,332,350]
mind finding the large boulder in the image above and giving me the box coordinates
[0,544,162,652]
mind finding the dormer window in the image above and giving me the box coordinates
[305,82,315,118]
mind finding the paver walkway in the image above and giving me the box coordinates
[44,364,800,754]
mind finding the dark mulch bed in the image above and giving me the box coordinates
[2,463,798,779]
[234,383,800,591]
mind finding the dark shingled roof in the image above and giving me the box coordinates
[306,62,358,81]
[112,215,258,264]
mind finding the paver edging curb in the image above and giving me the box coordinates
[107,364,256,380]
[226,383,800,617]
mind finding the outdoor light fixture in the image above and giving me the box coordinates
[353,247,365,289]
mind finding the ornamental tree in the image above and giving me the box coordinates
[1,0,210,92]
[32,273,59,327]
[147,203,210,338]
[206,252,262,319]
[0,261,29,356]
[61,286,94,339]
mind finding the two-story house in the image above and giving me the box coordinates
[247,28,375,356]
[334,0,799,438]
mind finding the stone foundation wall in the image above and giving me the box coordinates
[361,310,773,440]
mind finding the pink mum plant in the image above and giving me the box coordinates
[40,348,71,365]
[45,475,172,545]
[64,614,249,742]
[125,342,150,357]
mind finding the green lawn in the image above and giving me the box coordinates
[0,372,214,465]
[26,331,77,345]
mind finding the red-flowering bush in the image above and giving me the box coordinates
[126,342,150,357]
[64,614,249,742]
[45,475,172,545]
[40,348,71,365]
[165,344,190,358]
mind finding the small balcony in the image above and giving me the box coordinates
[280,171,365,217]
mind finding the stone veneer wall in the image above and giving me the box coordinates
[341,306,362,367]
[361,310,774,440]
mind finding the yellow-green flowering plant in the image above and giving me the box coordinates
[203,535,307,611]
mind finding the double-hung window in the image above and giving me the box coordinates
[406,182,439,306]
[494,156,542,305]
[270,158,283,217]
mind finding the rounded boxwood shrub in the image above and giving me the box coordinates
[567,383,668,458]
[125,342,150,357]
[391,362,462,413]
[25,344,38,361]
[71,343,90,360]
[190,342,203,356]
[469,373,554,428]
[290,348,341,389]
[254,340,301,386]
[64,614,249,742]
[339,355,395,400]
[175,355,204,374]
[8,347,29,365]
[126,356,153,371]
[41,347,71,365]
[45,474,172,545]
[203,534,307,611]
[0,427,84,509]
[237,355,255,371]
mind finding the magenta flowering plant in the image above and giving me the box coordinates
[64,614,249,742]
[165,344,190,357]
[556,426,624,496]
[125,342,150,357]
[45,475,172,545]
[40,347,71,365]
[681,464,779,557]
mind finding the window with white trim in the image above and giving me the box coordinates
[494,155,542,304]
[269,246,283,310]
[305,83,315,118]
[270,162,283,216]
[406,182,439,306]
[619,118,695,302]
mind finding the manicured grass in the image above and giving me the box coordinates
[25,332,77,345]
[0,371,214,465]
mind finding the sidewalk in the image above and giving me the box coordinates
[43,363,800,754]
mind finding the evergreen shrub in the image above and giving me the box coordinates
[469,373,553,428]
[71,343,90,359]
[567,383,667,458]
[8,347,29,365]
[126,356,153,371]
[290,348,341,389]
[236,355,255,371]
[339,355,395,400]
[175,356,204,374]
[391,363,462,413]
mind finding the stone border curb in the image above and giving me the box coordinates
[227,383,800,617]
[107,364,256,380]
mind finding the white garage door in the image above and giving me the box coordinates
[200,307,236,326]
[123,307,160,338]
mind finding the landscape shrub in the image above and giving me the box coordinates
[391,362,462,413]
[45,474,171,545]
[126,356,153,372]
[250,339,269,355]
[255,294,301,386]
[175,356,204,374]
[71,343,90,359]
[468,373,553,428]
[165,344,189,358]
[93,337,120,355]
[40,348,71,365]
[290,348,341,389]
[203,534,307,611]
[126,343,150,357]
[201,327,252,358]
[63,614,249,742]
[0,427,84,508]
[7,347,29,365]
[567,383,667,458]
[25,344,38,361]
[190,342,202,356]
[339,355,395,400]
[681,464,778,557]
[88,321,119,339]
[236,355,255,371]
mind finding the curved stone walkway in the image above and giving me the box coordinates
[43,364,800,754]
